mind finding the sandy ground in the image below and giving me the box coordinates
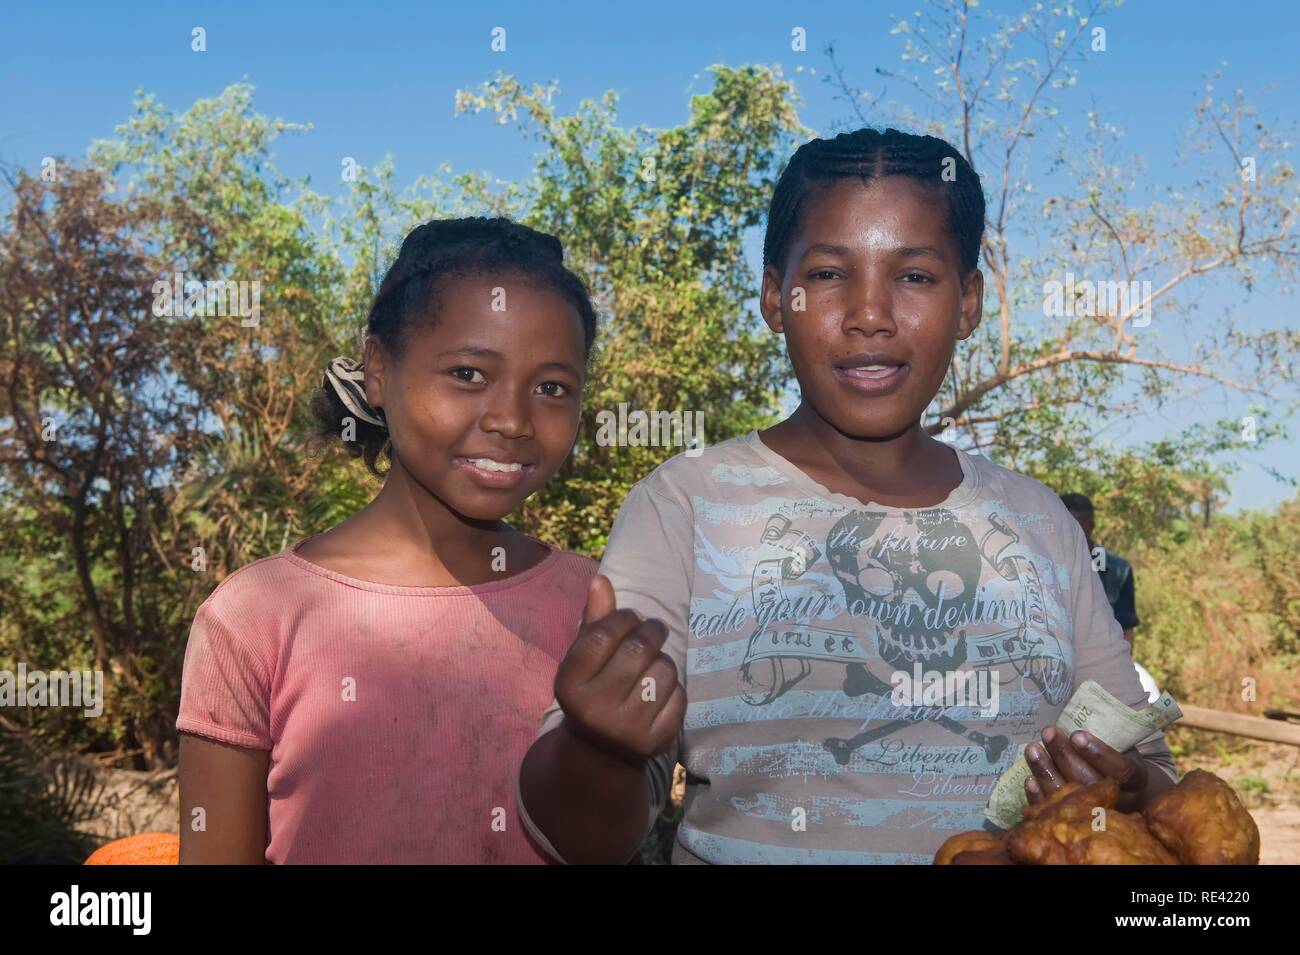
[1249,805,1300,865]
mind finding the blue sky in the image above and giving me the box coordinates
[2,0,1297,511]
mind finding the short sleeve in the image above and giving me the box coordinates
[1062,513,1177,780]
[597,479,693,703]
[518,477,694,860]
[176,599,273,750]
[596,478,693,808]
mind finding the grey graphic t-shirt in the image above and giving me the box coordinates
[522,431,1176,864]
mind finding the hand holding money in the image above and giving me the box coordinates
[1024,727,1150,813]
[985,680,1182,829]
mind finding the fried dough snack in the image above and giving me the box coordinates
[950,843,1018,865]
[933,830,1003,866]
[1144,769,1261,865]
[931,770,1260,865]
[1063,808,1178,865]
[1003,778,1173,865]
[1005,779,1112,864]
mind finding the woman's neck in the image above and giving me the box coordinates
[760,402,963,508]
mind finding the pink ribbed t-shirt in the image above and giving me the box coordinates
[176,537,596,864]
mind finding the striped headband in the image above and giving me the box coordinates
[323,356,386,428]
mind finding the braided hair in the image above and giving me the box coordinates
[762,127,986,274]
[312,217,598,477]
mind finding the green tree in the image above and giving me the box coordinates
[0,163,179,760]
[0,87,352,763]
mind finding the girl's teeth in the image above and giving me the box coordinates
[471,458,523,472]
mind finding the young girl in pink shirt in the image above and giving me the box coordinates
[177,218,598,863]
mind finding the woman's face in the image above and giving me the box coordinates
[760,176,983,439]
[365,272,586,521]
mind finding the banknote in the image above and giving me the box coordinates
[985,679,1182,829]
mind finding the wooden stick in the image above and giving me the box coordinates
[1176,705,1300,746]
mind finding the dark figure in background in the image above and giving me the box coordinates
[1061,493,1138,645]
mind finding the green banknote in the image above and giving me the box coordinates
[984,679,1182,829]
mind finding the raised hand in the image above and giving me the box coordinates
[554,574,685,765]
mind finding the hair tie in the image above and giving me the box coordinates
[323,356,386,428]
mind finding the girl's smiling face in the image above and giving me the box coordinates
[364,272,587,521]
[761,176,983,440]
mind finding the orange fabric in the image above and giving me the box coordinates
[85,832,179,865]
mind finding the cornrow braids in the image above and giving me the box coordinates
[311,216,598,477]
[367,217,596,357]
[763,127,986,274]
